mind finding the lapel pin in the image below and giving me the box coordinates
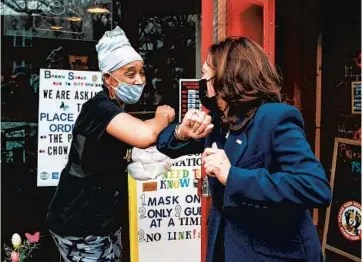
[236,139,242,145]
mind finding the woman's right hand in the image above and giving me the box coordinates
[177,109,214,140]
[155,105,175,124]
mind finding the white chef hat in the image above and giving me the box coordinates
[96,26,143,73]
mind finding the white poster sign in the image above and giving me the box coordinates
[37,69,102,186]
[129,154,202,262]
[128,78,203,262]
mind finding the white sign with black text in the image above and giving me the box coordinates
[37,69,102,186]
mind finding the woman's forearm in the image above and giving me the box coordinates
[143,114,170,144]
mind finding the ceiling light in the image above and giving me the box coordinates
[87,1,109,14]
[50,26,63,30]
[67,16,82,22]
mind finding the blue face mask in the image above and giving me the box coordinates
[109,74,145,104]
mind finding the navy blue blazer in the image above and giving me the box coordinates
[157,103,331,262]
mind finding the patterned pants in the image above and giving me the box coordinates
[50,229,122,262]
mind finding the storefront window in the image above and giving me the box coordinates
[2,0,112,41]
[127,14,201,118]
[1,0,201,260]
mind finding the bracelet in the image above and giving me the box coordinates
[174,124,188,141]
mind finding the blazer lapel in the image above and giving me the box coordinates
[224,132,247,165]
[205,112,222,148]
[224,118,254,165]
[205,113,255,165]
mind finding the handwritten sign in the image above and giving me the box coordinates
[322,138,361,261]
[337,123,361,141]
[128,154,202,262]
[37,69,102,186]
[128,78,202,261]
[179,79,202,121]
[351,81,361,114]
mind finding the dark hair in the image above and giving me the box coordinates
[207,37,282,131]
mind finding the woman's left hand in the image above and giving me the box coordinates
[202,143,231,185]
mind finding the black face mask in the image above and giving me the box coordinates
[199,78,218,111]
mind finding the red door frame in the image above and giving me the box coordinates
[201,1,213,262]
[200,1,275,261]
[226,0,275,63]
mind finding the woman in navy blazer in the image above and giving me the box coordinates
[157,37,331,262]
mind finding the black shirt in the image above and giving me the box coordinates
[47,90,130,237]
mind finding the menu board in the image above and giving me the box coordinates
[179,79,202,121]
[322,138,361,261]
[351,81,361,114]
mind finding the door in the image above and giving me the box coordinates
[200,1,275,261]
[227,0,275,63]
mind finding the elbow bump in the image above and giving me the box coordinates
[137,130,157,149]
[136,143,151,149]
[150,130,159,144]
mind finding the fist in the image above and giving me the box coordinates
[202,143,231,185]
[177,109,214,140]
[156,105,175,123]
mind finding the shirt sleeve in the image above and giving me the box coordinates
[156,124,204,159]
[75,94,125,139]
